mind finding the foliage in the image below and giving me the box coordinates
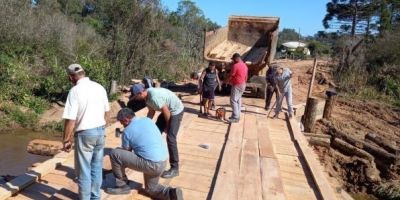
[307,40,332,57]
[278,28,301,45]
[0,0,219,129]
[375,181,400,200]
[0,103,39,129]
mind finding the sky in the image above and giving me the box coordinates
[160,0,329,36]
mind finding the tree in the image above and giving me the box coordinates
[323,0,379,37]
[278,28,300,45]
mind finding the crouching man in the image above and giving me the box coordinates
[105,108,183,200]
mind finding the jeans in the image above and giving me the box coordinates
[109,148,171,199]
[74,126,105,200]
[275,88,293,115]
[230,84,246,119]
[155,111,184,169]
[265,84,279,109]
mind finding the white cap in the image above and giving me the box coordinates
[67,64,84,74]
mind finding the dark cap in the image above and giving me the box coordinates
[231,53,241,59]
[130,83,145,97]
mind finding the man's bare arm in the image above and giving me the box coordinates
[147,107,156,119]
[63,119,75,152]
[161,106,171,133]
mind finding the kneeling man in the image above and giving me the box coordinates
[105,108,183,200]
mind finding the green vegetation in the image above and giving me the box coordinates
[321,0,400,107]
[0,0,218,130]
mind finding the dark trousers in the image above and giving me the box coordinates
[156,111,184,169]
[109,149,171,199]
[265,85,279,109]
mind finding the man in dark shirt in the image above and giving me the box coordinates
[265,64,279,110]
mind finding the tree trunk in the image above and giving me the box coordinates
[365,132,400,156]
[320,119,399,165]
[331,138,374,162]
[303,97,319,132]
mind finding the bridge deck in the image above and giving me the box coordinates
[4,96,348,200]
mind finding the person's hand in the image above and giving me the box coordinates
[197,88,202,94]
[218,85,222,91]
[63,140,72,152]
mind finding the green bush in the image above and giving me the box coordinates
[0,103,39,128]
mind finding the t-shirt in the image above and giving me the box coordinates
[146,88,184,116]
[275,68,292,93]
[62,77,110,132]
[203,68,217,90]
[122,117,167,162]
[230,61,248,86]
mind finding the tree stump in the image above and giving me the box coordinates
[303,97,319,132]
[323,90,337,120]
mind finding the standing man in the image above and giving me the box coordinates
[274,66,294,118]
[62,64,110,200]
[265,64,279,110]
[105,108,183,200]
[131,84,184,179]
[226,53,248,123]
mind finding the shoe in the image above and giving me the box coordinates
[289,113,293,119]
[264,107,270,110]
[161,168,179,179]
[228,118,239,123]
[170,187,184,200]
[105,184,130,195]
[272,113,279,119]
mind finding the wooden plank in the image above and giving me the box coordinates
[286,114,338,200]
[260,158,286,200]
[243,114,258,139]
[238,139,262,200]
[257,123,276,158]
[211,118,244,200]
[169,172,212,193]
[0,151,72,200]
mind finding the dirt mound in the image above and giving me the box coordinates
[313,97,400,198]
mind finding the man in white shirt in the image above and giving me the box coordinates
[62,63,110,200]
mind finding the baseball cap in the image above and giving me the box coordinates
[231,53,241,59]
[130,83,145,97]
[67,64,84,75]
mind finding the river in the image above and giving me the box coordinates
[0,130,61,176]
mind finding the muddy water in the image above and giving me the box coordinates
[0,130,61,176]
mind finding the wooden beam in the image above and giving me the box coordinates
[307,58,318,98]
[286,114,338,200]
[0,151,73,200]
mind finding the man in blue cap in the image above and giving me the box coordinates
[131,84,184,179]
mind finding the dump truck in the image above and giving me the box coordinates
[203,15,279,97]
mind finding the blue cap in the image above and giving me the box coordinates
[130,83,145,97]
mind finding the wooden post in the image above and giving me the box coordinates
[307,58,318,98]
[303,97,319,132]
[323,93,337,120]
[110,80,117,95]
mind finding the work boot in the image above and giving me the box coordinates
[161,168,179,179]
[170,187,184,200]
[228,118,239,123]
[105,184,130,195]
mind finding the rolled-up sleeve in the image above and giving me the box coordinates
[62,90,78,120]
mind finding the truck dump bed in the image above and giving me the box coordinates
[204,16,279,76]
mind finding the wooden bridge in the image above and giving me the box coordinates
[0,95,353,200]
